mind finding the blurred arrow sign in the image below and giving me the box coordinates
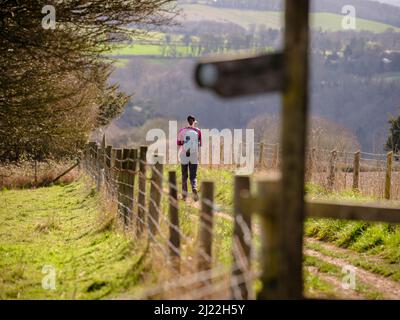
[195,52,284,98]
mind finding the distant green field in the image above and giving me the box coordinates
[179,4,400,32]
[373,72,400,82]
[107,43,196,57]
[105,4,399,61]
[110,44,165,56]
[107,43,271,58]
[310,12,399,32]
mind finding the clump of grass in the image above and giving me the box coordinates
[334,222,369,248]
[306,183,329,197]
[304,255,341,275]
[303,268,336,299]
[305,219,348,241]
[34,216,60,234]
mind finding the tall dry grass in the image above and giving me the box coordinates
[0,160,79,189]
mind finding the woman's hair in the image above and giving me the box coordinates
[187,115,196,126]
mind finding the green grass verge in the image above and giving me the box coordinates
[0,181,154,299]
[193,167,400,286]
[2,166,398,299]
[305,184,400,270]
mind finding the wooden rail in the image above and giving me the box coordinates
[306,199,400,224]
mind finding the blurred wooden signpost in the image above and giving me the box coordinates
[195,0,400,300]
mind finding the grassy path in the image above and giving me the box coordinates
[196,166,400,299]
[1,167,399,299]
[0,181,153,299]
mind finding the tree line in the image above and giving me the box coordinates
[0,0,175,163]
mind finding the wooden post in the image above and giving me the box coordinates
[385,151,393,200]
[148,155,164,238]
[115,149,124,220]
[353,151,360,191]
[100,135,106,169]
[125,149,138,226]
[272,144,279,169]
[121,148,130,226]
[197,181,214,278]
[97,134,106,191]
[220,140,224,168]
[105,146,112,186]
[137,146,148,236]
[278,0,310,299]
[111,148,118,192]
[258,142,265,169]
[93,142,98,173]
[99,135,106,186]
[168,171,180,272]
[96,144,104,192]
[305,148,315,183]
[87,142,92,171]
[236,143,242,169]
[231,175,251,300]
[89,142,97,175]
[130,148,139,223]
[86,143,90,171]
[257,176,280,300]
[209,136,213,169]
[327,150,337,191]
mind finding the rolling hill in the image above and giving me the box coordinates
[370,0,400,7]
[178,4,400,32]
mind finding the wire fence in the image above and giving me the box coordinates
[254,142,399,200]
[82,138,399,300]
[83,141,260,300]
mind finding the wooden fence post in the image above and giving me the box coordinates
[93,142,98,174]
[88,142,97,175]
[95,144,103,192]
[100,135,106,169]
[272,144,279,169]
[99,135,106,182]
[327,150,337,191]
[99,134,106,169]
[236,143,242,169]
[209,136,213,169]
[86,142,92,171]
[82,145,87,172]
[220,140,224,168]
[115,149,124,220]
[168,171,180,273]
[110,148,118,193]
[120,148,130,226]
[125,149,138,226]
[148,155,164,238]
[353,151,360,191]
[257,176,280,300]
[197,180,214,280]
[105,146,112,187]
[231,175,251,300]
[278,0,310,299]
[137,146,148,236]
[385,151,393,200]
[258,142,265,169]
[305,148,315,182]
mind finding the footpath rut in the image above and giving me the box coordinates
[187,197,400,299]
